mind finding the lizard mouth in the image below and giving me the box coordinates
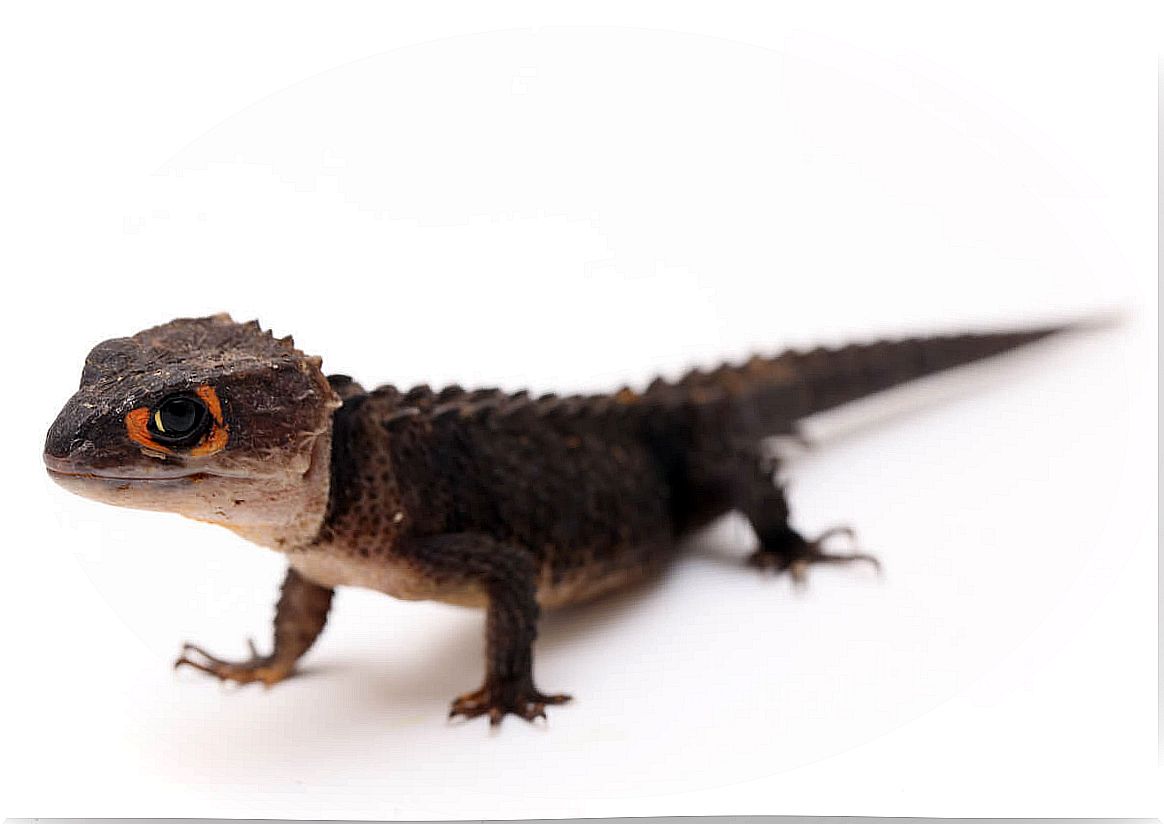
[43,453,209,483]
[46,468,211,483]
[43,453,227,512]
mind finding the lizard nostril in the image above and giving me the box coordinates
[44,406,90,462]
[44,427,72,460]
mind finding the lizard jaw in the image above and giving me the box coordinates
[42,449,257,481]
[44,460,218,510]
[43,429,335,552]
[46,467,206,484]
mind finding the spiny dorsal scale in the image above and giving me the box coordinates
[381,407,421,428]
[679,368,706,387]
[466,397,503,421]
[402,385,435,408]
[497,391,532,418]
[369,385,401,402]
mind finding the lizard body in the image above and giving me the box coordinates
[44,314,1063,723]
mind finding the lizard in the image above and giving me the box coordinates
[43,313,1069,725]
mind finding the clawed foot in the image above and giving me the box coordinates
[173,639,292,687]
[749,525,881,584]
[449,677,572,726]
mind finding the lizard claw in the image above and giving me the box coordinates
[448,678,571,726]
[174,640,292,687]
[749,524,881,584]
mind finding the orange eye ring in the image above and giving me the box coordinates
[190,385,229,456]
[126,384,229,457]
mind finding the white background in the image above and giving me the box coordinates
[1,2,1158,819]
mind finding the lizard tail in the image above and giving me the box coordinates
[648,320,1090,438]
[754,324,1066,423]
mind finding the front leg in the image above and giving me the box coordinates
[398,533,571,725]
[174,567,334,686]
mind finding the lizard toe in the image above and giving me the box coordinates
[749,525,880,582]
[448,680,572,726]
[174,641,293,687]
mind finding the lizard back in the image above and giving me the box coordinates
[307,324,1062,607]
[313,382,680,606]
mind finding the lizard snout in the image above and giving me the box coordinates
[44,404,95,468]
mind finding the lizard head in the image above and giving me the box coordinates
[44,314,342,549]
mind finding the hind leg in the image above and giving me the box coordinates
[736,457,880,583]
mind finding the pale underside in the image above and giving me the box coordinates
[287,544,656,610]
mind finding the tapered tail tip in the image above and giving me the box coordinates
[1061,308,1130,334]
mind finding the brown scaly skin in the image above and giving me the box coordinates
[44,314,1065,725]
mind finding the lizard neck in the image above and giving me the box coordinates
[205,379,363,552]
[215,425,335,551]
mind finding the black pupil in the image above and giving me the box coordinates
[158,398,203,437]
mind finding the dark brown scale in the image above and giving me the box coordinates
[381,407,420,428]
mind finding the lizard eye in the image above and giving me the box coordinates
[148,395,211,447]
